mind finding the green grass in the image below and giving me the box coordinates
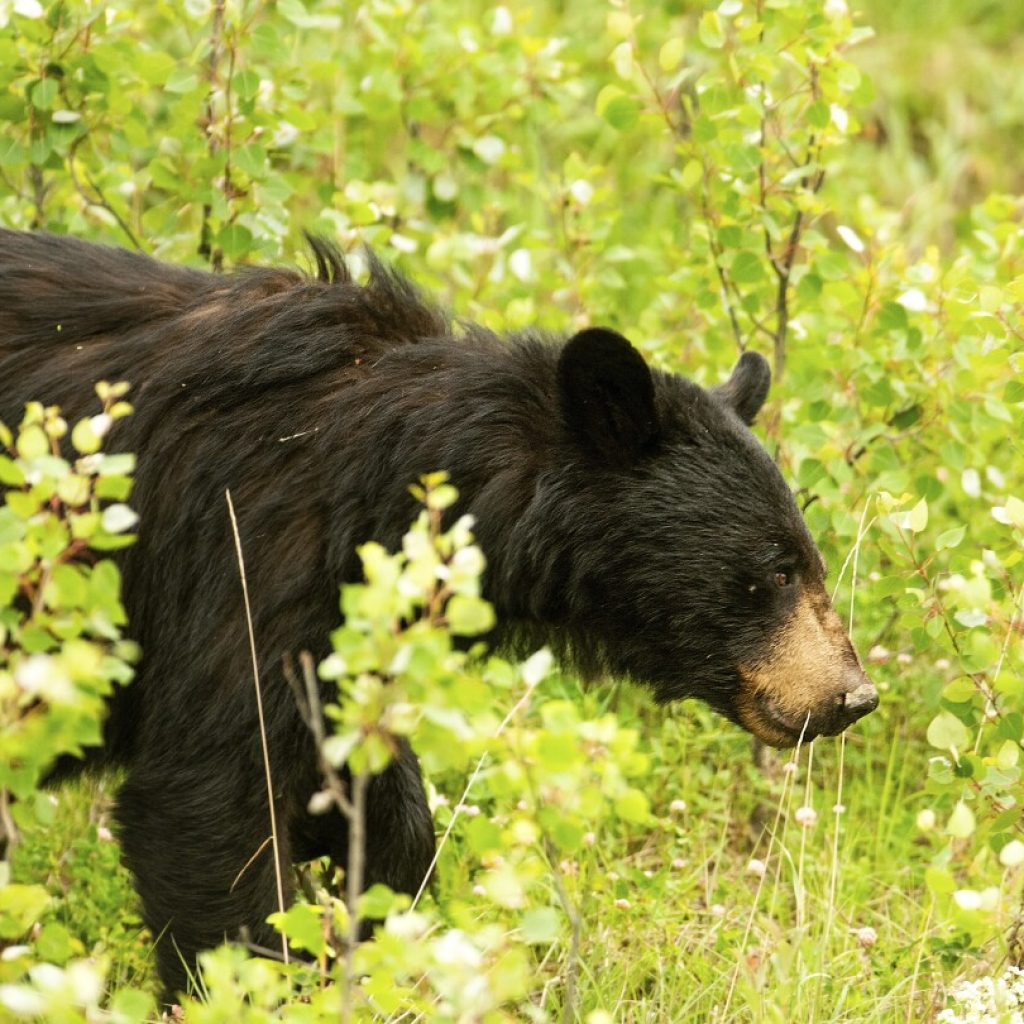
[12,675,965,1022]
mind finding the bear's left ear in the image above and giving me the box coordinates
[557,327,659,464]
[712,350,771,426]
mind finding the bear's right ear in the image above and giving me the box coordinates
[557,327,659,465]
[712,350,771,426]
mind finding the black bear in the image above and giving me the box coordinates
[0,231,876,997]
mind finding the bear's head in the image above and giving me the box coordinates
[513,327,877,749]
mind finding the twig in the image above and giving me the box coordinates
[544,836,581,1024]
[199,0,226,269]
[285,652,366,1024]
[0,788,17,864]
[225,489,289,966]
[703,195,745,351]
[342,773,367,1024]
[67,135,143,251]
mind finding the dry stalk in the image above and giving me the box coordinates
[225,489,288,965]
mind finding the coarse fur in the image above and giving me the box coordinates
[0,230,875,997]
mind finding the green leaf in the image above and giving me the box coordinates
[596,85,640,131]
[0,883,50,939]
[936,525,966,550]
[520,906,560,943]
[941,678,975,703]
[946,801,975,839]
[659,37,685,72]
[165,67,199,94]
[927,711,970,750]
[267,902,325,957]
[679,158,703,190]
[215,223,254,259]
[730,251,765,285]
[358,883,407,919]
[232,69,260,102]
[890,498,928,533]
[615,787,650,823]
[71,417,101,455]
[699,11,725,49]
[0,455,25,486]
[446,594,495,636]
[29,77,57,111]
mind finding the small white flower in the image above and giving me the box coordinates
[897,288,929,313]
[794,806,817,828]
[614,898,631,910]
[855,926,877,948]
[746,858,767,877]
[961,468,981,498]
[569,179,594,205]
[669,799,687,814]
[491,5,512,34]
[953,889,982,911]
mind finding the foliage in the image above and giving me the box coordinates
[0,389,151,1020]
[0,0,1022,1021]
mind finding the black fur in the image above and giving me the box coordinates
[0,231,822,997]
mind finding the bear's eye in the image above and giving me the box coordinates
[773,571,791,588]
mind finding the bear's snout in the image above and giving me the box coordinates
[840,680,879,725]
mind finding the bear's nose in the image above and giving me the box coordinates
[842,682,879,723]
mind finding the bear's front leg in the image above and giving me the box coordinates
[116,761,294,1003]
[291,737,436,909]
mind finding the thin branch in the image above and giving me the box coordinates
[703,194,745,352]
[0,788,18,865]
[199,0,227,269]
[225,489,289,966]
[285,652,366,1024]
[67,135,143,251]
[544,836,581,1024]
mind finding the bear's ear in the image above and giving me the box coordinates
[713,350,771,426]
[557,327,659,464]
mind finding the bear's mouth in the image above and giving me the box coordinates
[739,696,820,749]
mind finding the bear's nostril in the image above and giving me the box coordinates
[843,682,879,721]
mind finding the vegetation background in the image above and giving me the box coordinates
[1,0,1023,1021]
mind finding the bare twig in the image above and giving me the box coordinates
[0,788,17,865]
[225,489,289,966]
[285,651,366,1024]
[544,836,581,1024]
[199,0,227,269]
[342,774,367,1024]
[67,135,143,251]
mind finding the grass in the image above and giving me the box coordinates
[11,669,963,1022]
